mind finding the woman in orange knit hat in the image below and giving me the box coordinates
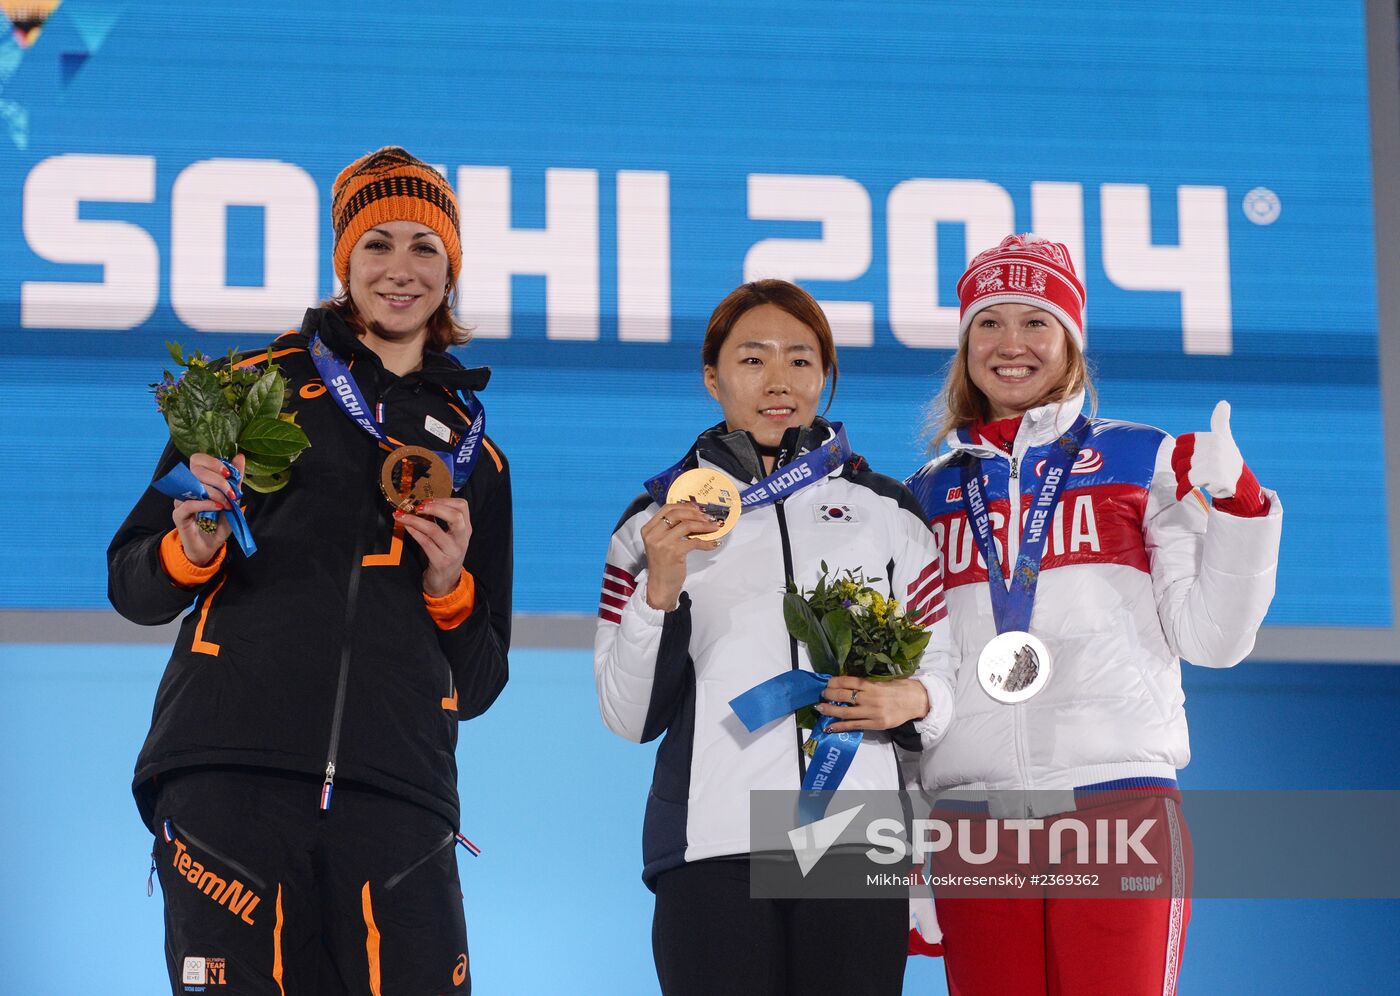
[110,147,508,995]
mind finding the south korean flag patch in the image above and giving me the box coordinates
[815,503,858,523]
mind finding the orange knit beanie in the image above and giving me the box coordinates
[331,147,461,285]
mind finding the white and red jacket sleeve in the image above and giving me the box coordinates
[890,501,958,747]
[594,501,693,743]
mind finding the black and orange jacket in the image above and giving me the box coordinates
[108,307,512,829]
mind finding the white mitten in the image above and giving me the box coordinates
[1170,401,1268,516]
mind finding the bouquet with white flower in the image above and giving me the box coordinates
[782,563,931,746]
[728,562,935,822]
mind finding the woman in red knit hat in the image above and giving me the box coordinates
[897,234,1283,994]
[110,147,507,995]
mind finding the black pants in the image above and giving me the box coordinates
[652,859,908,996]
[151,767,469,995]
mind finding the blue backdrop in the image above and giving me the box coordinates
[2,648,1398,994]
[1,2,1397,992]
[0,0,1389,626]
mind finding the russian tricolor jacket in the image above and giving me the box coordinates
[904,394,1282,807]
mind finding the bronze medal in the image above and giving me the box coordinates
[380,445,453,512]
[666,467,742,540]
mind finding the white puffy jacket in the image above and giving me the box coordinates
[595,420,956,886]
[904,395,1281,809]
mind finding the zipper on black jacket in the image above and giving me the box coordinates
[774,497,808,782]
[384,831,457,890]
[320,438,378,810]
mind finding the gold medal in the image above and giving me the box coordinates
[666,467,742,540]
[380,445,453,512]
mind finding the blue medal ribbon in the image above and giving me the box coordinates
[643,423,852,511]
[729,669,863,825]
[152,458,257,557]
[686,425,857,825]
[960,417,1090,634]
[309,334,486,490]
[799,720,862,826]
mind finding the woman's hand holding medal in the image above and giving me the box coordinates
[814,674,931,732]
[397,498,474,597]
[377,447,474,596]
[640,502,725,612]
[171,452,246,566]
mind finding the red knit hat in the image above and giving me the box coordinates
[331,147,461,286]
[956,234,1085,347]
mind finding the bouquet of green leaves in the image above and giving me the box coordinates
[783,562,932,740]
[152,343,311,508]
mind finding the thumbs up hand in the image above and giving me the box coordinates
[1171,401,1270,517]
[1173,401,1242,500]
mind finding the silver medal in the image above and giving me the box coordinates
[977,631,1052,704]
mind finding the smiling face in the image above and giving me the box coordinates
[703,303,828,447]
[346,220,450,346]
[966,303,1072,419]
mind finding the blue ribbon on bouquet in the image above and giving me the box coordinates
[152,458,257,557]
[729,669,863,826]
